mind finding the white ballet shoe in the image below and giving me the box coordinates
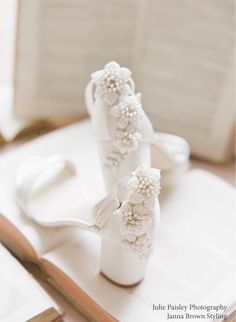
[16,156,161,285]
[85,61,190,192]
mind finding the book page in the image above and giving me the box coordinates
[0,86,28,141]
[134,0,234,162]
[0,244,59,322]
[43,170,236,321]
[0,86,49,142]
[0,120,104,257]
[14,0,138,119]
[13,0,234,160]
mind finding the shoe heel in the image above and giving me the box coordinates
[100,239,148,286]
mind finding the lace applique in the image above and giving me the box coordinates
[114,165,161,257]
[106,94,144,170]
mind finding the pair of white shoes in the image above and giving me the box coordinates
[16,62,190,286]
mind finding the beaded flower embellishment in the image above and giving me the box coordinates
[106,94,144,170]
[114,165,161,257]
[91,61,132,105]
[92,61,146,171]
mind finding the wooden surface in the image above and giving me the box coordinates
[38,279,88,322]
[1,131,235,322]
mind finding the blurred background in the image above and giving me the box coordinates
[0,0,235,165]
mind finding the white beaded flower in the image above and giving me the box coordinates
[105,151,127,170]
[109,94,144,128]
[113,129,142,153]
[106,94,145,169]
[92,61,132,104]
[128,165,161,207]
[113,165,161,257]
[121,233,152,257]
[114,202,152,237]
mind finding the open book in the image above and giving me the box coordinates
[0,86,51,145]
[0,119,235,321]
[13,0,234,162]
[0,243,62,322]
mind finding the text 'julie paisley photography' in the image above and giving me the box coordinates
[152,304,229,320]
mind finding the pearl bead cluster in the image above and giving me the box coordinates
[121,132,136,146]
[118,100,143,120]
[114,165,161,257]
[136,176,160,197]
[97,66,144,170]
[101,69,125,93]
[107,151,127,169]
[107,95,144,169]
[123,209,142,227]
[122,234,152,257]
